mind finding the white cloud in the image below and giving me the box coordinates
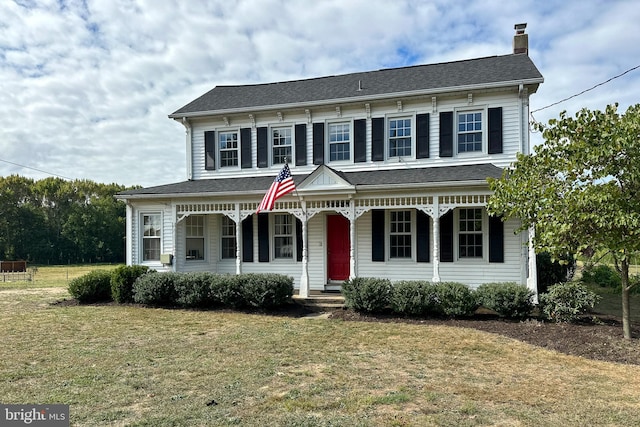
[0,0,639,186]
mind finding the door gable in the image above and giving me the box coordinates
[297,165,355,193]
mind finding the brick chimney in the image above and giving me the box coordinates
[513,23,528,54]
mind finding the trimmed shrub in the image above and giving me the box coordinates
[133,272,180,306]
[175,272,218,308]
[475,282,534,319]
[433,282,478,317]
[539,282,600,323]
[68,269,113,303]
[241,273,294,309]
[111,265,150,303]
[536,252,575,294]
[390,281,438,316]
[342,277,391,313]
[211,274,246,309]
[581,264,621,289]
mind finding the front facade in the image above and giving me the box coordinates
[118,27,543,297]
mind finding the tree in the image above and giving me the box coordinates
[487,103,640,339]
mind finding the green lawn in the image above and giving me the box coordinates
[0,264,120,290]
[2,281,640,425]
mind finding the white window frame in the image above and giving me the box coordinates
[220,215,236,260]
[387,115,414,160]
[456,207,485,260]
[387,209,415,260]
[271,125,293,166]
[185,215,205,261]
[141,212,162,263]
[272,213,295,260]
[218,129,240,168]
[326,121,353,163]
[455,108,485,155]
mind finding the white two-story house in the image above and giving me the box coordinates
[118,25,543,297]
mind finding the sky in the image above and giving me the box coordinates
[1,0,639,188]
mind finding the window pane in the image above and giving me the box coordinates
[390,210,412,259]
[274,214,294,259]
[329,123,350,161]
[143,238,160,261]
[459,208,483,258]
[389,118,412,157]
[219,132,239,167]
[272,128,292,164]
[221,216,237,259]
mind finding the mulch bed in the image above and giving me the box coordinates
[329,309,640,365]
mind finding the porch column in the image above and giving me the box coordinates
[527,226,538,303]
[125,202,133,266]
[349,205,356,279]
[431,198,441,283]
[299,202,309,298]
[171,204,177,272]
[235,204,242,275]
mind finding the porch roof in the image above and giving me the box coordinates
[117,164,503,199]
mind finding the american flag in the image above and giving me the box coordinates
[256,164,296,213]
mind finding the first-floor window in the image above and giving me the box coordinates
[274,214,293,259]
[272,127,292,165]
[390,210,412,258]
[389,117,412,158]
[328,122,351,161]
[186,215,205,260]
[457,112,482,153]
[142,213,161,261]
[219,131,239,167]
[459,208,483,257]
[221,216,236,259]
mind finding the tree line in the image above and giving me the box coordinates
[0,175,137,265]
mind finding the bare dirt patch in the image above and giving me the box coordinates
[329,309,640,365]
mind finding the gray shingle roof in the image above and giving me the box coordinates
[117,164,503,198]
[171,54,543,116]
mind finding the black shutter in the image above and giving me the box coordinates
[440,210,454,262]
[257,127,268,168]
[204,130,216,170]
[371,117,384,161]
[416,113,430,159]
[242,215,253,262]
[258,213,269,262]
[240,127,252,169]
[354,119,366,163]
[439,112,453,157]
[295,124,307,166]
[371,209,385,262]
[416,210,430,263]
[313,123,324,165]
[488,107,503,154]
[489,215,504,263]
[296,218,303,262]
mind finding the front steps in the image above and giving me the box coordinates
[292,292,345,312]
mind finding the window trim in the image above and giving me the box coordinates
[270,125,294,166]
[386,209,415,261]
[218,128,240,169]
[140,212,162,264]
[454,107,486,156]
[185,215,206,261]
[272,213,296,260]
[326,120,353,164]
[455,207,486,261]
[387,115,415,160]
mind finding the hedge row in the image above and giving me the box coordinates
[68,267,293,310]
[343,278,599,322]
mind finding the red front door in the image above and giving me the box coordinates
[327,215,350,281]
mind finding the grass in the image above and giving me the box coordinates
[2,267,640,426]
[0,264,119,290]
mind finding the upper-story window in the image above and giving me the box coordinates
[186,215,205,260]
[142,213,161,262]
[389,118,412,158]
[457,112,482,153]
[219,131,239,167]
[458,208,483,258]
[328,122,351,161]
[272,127,292,165]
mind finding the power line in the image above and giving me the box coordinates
[0,158,73,180]
[531,63,640,114]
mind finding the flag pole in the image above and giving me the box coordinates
[286,157,306,216]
